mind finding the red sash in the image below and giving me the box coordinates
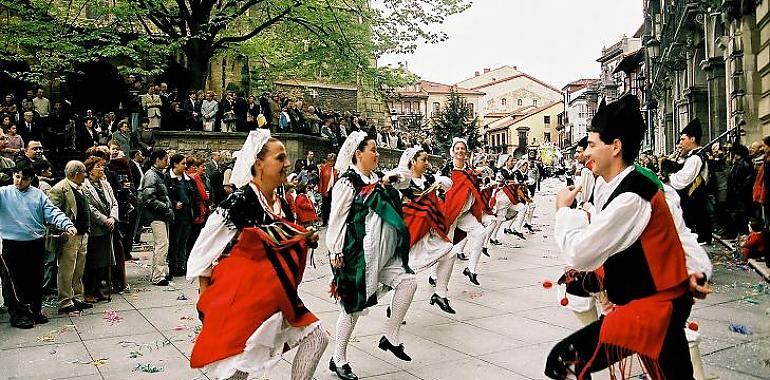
[502,184,520,205]
[190,222,317,368]
[444,169,486,223]
[403,191,449,246]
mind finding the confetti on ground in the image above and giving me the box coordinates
[117,341,140,348]
[176,294,188,301]
[180,316,195,320]
[37,325,76,343]
[103,310,123,325]
[134,363,163,373]
[70,358,108,366]
[729,323,753,335]
[129,351,143,358]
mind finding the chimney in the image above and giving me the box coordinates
[483,68,491,73]
[475,71,480,77]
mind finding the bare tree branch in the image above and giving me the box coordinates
[211,0,299,49]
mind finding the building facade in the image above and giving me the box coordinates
[386,80,484,133]
[597,36,643,102]
[484,101,563,155]
[560,79,600,148]
[644,0,770,154]
[456,66,563,126]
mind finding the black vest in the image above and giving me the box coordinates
[600,170,661,306]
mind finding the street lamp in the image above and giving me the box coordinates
[645,38,661,62]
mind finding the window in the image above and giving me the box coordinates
[544,115,550,124]
[544,132,551,142]
[501,98,507,106]
[404,102,412,114]
[432,102,440,112]
[517,99,523,106]
[533,99,538,107]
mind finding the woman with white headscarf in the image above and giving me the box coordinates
[395,146,456,313]
[326,130,415,380]
[185,130,328,380]
[440,138,496,286]
[489,155,528,244]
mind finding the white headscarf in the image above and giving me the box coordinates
[398,146,423,170]
[450,137,468,159]
[229,129,271,188]
[335,130,369,173]
[496,154,510,169]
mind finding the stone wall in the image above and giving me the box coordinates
[154,131,445,169]
[274,81,358,114]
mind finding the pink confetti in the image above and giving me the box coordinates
[103,310,123,325]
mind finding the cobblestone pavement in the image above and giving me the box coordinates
[1,178,769,379]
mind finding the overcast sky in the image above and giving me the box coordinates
[378,0,644,89]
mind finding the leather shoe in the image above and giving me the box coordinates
[490,239,502,245]
[430,294,456,314]
[482,247,490,257]
[463,267,480,286]
[34,313,49,324]
[378,336,412,361]
[73,299,93,310]
[153,279,170,286]
[524,224,535,233]
[428,276,436,287]
[10,317,34,329]
[456,253,469,261]
[503,228,513,234]
[58,305,80,314]
[512,231,526,240]
[329,358,358,380]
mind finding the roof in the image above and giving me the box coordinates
[393,80,484,97]
[486,101,562,132]
[464,72,561,94]
[561,79,600,92]
[612,49,644,74]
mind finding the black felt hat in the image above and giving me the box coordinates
[577,135,588,149]
[680,118,703,143]
[588,94,645,161]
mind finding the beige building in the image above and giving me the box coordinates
[484,100,563,155]
[456,65,563,126]
[386,80,484,131]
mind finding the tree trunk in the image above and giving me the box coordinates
[183,41,213,91]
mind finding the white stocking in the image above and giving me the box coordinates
[291,325,329,380]
[434,254,454,298]
[333,311,359,365]
[384,277,417,344]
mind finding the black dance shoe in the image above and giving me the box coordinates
[490,239,503,246]
[463,267,480,286]
[428,276,436,287]
[378,336,412,361]
[430,294,456,314]
[512,231,526,240]
[482,247,490,257]
[524,223,535,233]
[503,228,513,234]
[456,253,469,261]
[329,358,358,380]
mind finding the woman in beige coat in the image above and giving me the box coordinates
[82,156,119,302]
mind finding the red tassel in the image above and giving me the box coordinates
[328,282,340,300]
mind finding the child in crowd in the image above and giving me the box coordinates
[741,218,767,262]
[294,182,319,228]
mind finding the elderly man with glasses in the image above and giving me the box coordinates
[48,160,94,314]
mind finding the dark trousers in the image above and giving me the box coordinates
[0,239,45,321]
[168,214,192,273]
[681,188,713,243]
[111,231,127,291]
[42,242,58,294]
[187,223,204,257]
[321,193,332,225]
[545,293,694,380]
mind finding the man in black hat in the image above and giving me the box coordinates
[574,135,595,206]
[545,95,712,379]
[669,118,712,245]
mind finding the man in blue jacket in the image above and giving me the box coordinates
[0,163,76,329]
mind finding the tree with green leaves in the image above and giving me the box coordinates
[0,0,471,91]
[433,89,480,154]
